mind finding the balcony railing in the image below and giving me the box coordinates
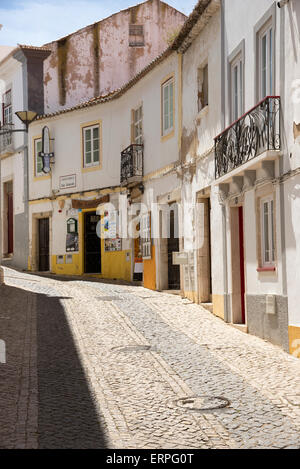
[0,123,14,153]
[120,144,144,185]
[215,96,281,179]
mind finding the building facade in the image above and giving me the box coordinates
[0,45,50,270]
[43,0,186,114]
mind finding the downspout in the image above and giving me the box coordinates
[221,0,229,323]
[279,2,289,351]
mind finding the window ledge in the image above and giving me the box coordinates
[257,266,276,272]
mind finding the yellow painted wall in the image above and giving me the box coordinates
[101,248,132,281]
[289,326,300,358]
[50,208,132,282]
[143,246,156,290]
[184,291,197,303]
[52,254,82,275]
[212,294,225,320]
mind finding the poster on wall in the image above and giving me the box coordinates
[104,238,122,252]
[103,209,122,252]
[66,233,79,252]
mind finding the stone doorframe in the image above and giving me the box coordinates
[30,211,53,272]
[196,191,212,304]
[156,188,182,292]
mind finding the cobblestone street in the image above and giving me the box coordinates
[0,267,300,449]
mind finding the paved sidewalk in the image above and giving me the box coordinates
[1,267,300,449]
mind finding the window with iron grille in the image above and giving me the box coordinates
[129,24,144,47]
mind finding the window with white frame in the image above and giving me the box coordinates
[261,196,275,266]
[258,21,274,100]
[197,64,208,112]
[162,78,174,136]
[132,105,143,144]
[231,54,243,121]
[141,212,151,259]
[35,138,44,176]
[2,89,12,146]
[83,124,100,167]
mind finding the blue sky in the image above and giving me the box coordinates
[0,0,195,46]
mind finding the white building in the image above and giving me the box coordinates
[0,45,50,270]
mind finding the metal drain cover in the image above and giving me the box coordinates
[95,296,120,301]
[175,395,230,412]
[111,345,153,353]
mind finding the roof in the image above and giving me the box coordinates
[43,0,187,47]
[36,47,172,120]
[170,0,220,52]
[0,44,51,69]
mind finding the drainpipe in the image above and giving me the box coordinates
[220,0,229,323]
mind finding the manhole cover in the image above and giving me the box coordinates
[111,345,153,353]
[175,395,230,412]
[95,296,120,301]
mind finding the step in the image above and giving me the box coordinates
[200,303,214,314]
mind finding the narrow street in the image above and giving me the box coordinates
[0,267,300,449]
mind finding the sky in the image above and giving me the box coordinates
[0,0,196,47]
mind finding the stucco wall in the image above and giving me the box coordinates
[43,0,186,113]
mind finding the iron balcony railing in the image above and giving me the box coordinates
[215,96,281,179]
[120,143,144,185]
[0,123,14,152]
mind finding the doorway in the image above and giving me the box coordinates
[84,212,101,273]
[39,218,49,271]
[197,197,212,304]
[167,205,180,290]
[230,206,246,324]
[3,181,13,255]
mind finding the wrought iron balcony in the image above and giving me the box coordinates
[0,123,14,153]
[120,144,144,185]
[215,96,281,179]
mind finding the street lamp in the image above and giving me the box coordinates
[15,110,38,131]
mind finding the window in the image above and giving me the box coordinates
[162,78,174,136]
[197,65,208,112]
[231,54,243,121]
[83,124,100,167]
[261,196,275,266]
[129,24,144,47]
[34,138,43,177]
[258,22,273,99]
[2,89,12,146]
[141,212,151,259]
[132,105,143,144]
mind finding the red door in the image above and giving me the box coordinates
[7,191,13,254]
[238,207,245,324]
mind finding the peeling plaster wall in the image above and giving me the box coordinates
[43,0,186,113]
[180,10,222,303]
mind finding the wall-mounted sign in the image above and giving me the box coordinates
[104,238,122,252]
[66,233,79,252]
[67,218,78,234]
[39,126,54,174]
[172,252,189,265]
[72,195,109,210]
[60,174,76,190]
